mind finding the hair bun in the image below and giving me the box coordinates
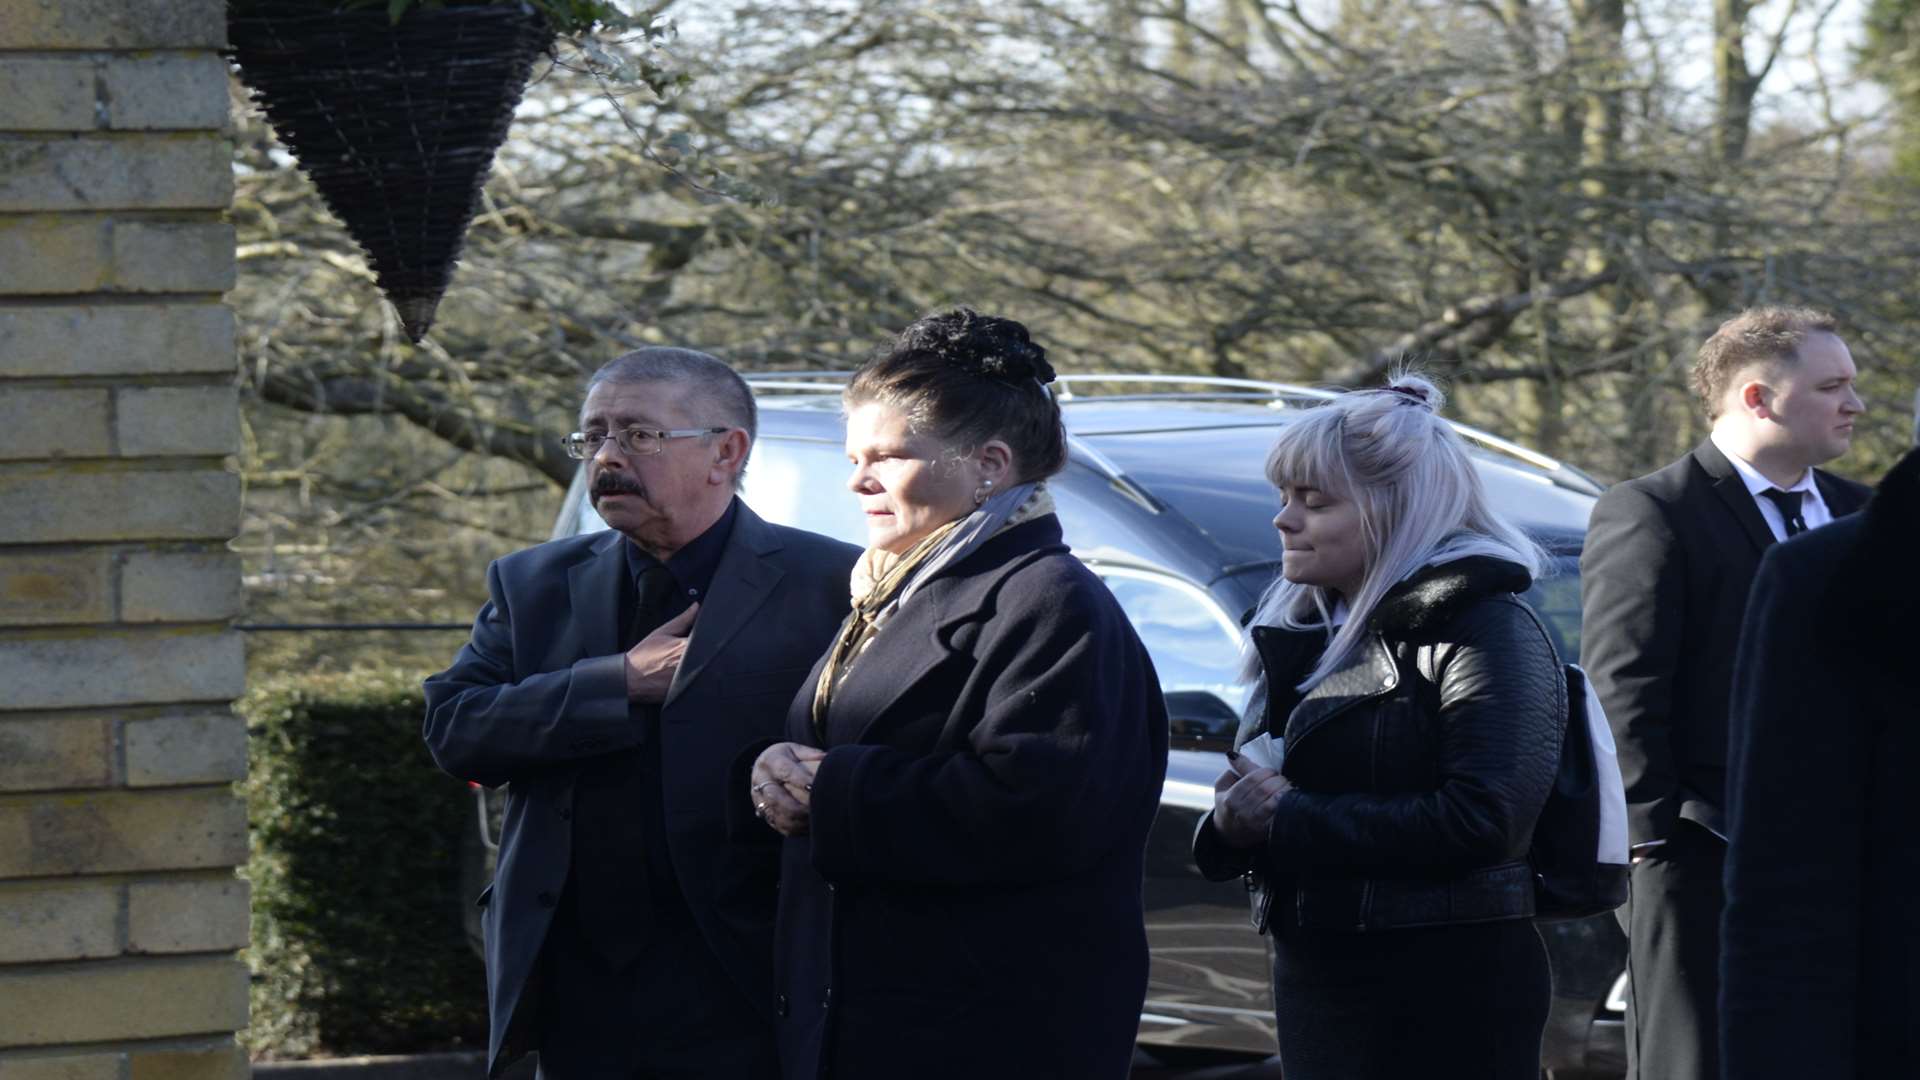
[897,307,1057,385]
[1380,374,1443,413]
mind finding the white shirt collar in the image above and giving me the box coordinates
[1710,430,1817,497]
[1708,430,1834,540]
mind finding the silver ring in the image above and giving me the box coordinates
[752,781,777,794]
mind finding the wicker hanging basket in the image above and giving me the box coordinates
[229,2,554,342]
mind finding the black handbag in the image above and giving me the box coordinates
[1529,664,1631,921]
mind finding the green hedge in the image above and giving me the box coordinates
[243,670,487,1058]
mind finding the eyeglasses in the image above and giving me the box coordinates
[561,426,730,459]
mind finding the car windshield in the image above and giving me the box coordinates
[1081,425,1597,570]
[1083,426,1285,569]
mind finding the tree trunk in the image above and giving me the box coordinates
[1714,0,1758,168]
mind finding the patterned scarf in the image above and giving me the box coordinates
[811,482,1055,739]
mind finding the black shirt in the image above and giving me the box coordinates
[568,498,740,962]
[624,496,739,614]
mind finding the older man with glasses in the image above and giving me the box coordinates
[425,347,860,1080]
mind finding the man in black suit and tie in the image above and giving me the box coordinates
[424,348,859,1079]
[1579,307,1870,1080]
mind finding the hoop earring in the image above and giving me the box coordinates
[973,478,994,507]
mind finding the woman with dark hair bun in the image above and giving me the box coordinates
[741,308,1169,1079]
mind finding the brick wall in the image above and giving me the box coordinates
[0,1,248,1076]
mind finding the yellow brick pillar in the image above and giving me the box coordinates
[0,1,249,1076]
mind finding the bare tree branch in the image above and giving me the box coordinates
[1334,269,1623,386]
[254,369,576,488]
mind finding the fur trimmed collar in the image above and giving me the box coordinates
[1371,555,1533,637]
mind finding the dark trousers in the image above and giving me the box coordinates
[534,890,777,1080]
[1620,826,1724,1080]
[1270,917,1550,1080]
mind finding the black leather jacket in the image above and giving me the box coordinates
[1194,556,1566,933]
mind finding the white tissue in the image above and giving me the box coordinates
[1237,732,1285,771]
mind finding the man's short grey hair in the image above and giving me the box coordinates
[584,347,757,487]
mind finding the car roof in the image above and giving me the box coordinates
[745,375,1599,547]
[753,372,1595,470]
[752,373,1599,476]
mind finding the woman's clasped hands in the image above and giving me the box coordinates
[1212,752,1292,848]
[750,742,825,836]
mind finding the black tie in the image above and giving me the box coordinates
[570,561,683,970]
[1760,488,1806,538]
[626,563,681,648]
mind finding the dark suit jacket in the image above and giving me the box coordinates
[422,503,858,1077]
[762,515,1169,1080]
[1720,447,1920,1078]
[1579,439,1869,846]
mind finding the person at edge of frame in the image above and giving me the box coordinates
[1720,391,1920,1079]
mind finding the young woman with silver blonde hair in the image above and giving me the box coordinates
[1240,373,1546,689]
[1193,373,1567,1080]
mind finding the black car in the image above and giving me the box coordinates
[468,373,1628,1077]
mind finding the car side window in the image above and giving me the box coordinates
[574,436,871,548]
[1094,567,1249,746]
[1520,554,1583,662]
[739,437,868,547]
